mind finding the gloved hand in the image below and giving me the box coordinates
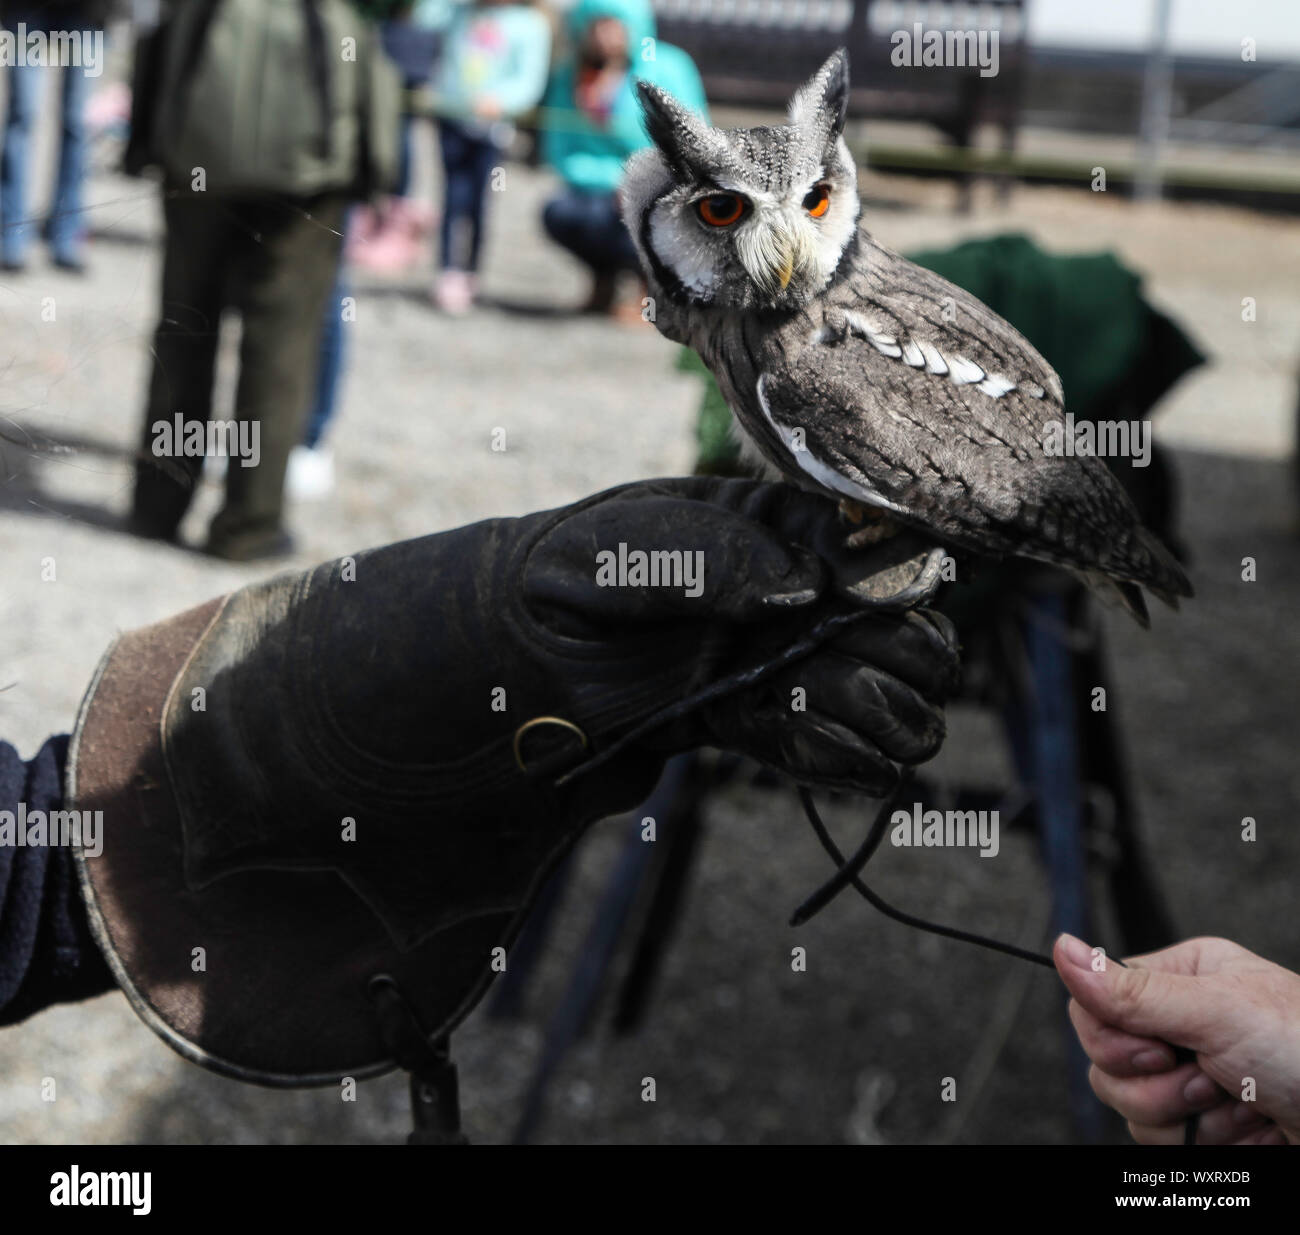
[508,477,958,784]
[70,476,959,1081]
[168,475,957,934]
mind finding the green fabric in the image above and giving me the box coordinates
[678,347,738,475]
[905,233,1205,421]
[350,1,417,18]
[152,0,402,198]
[687,232,1206,474]
[541,0,708,195]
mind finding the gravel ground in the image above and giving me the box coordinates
[1,110,1299,1144]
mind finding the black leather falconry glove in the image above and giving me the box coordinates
[68,477,958,1083]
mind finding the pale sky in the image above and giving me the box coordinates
[1027,0,1300,58]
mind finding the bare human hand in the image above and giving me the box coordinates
[1054,933,1300,1145]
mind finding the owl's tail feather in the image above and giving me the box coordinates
[1134,526,1195,605]
[1077,526,1192,628]
[1081,571,1152,629]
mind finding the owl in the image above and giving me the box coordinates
[620,50,1192,625]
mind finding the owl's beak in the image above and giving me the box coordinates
[752,231,797,292]
[764,220,808,291]
[775,248,795,290]
[737,217,809,295]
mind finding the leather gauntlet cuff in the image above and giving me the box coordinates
[66,585,569,1085]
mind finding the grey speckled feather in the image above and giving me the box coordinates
[622,50,1192,624]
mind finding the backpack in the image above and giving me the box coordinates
[129,0,401,198]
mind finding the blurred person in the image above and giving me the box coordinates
[213,267,349,501]
[302,2,451,488]
[1054,933,1300,1146]
[539,0,705,318]
[347,0,447,273]
[288,269,350,500]
[0,480,957,1096]
[427,0,550,313]
[124,0,400,560]
[0,1,116,272]
[208,270,350,502]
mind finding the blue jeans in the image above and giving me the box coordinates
[382,18,440,197]
[303,268,349,450]
[542,189,639,275]
[1,54,93,266]
[397,113,416,199]
[438,120,500,273]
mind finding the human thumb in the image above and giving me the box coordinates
[1053,933,1233,1055]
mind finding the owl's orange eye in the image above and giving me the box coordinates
[803,185,831,218]
[697,193,745,227]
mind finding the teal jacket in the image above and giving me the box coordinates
[541,0,708,195]
[433,4,551,121]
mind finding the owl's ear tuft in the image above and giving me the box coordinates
[788,49,850,148]
[636,80,718,185]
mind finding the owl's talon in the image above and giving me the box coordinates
[839,499,898,546]
[844,517,900,549]
[837,498,867,526]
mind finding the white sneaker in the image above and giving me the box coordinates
[287,445,335,501]
[433,269,474,315]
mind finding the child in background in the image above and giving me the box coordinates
[343,2,447,272]
[429,0,551,313]
[539,0,708,318]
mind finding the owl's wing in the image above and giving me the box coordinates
[754,307,1187,602]
[853,238,1067,409]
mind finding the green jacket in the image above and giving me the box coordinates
[136,0,402,198]
[541,0,708,195]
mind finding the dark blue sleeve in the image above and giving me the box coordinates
[0,736,117,1026]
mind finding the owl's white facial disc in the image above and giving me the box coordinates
[624,53,861,314]
[634,135,859,313]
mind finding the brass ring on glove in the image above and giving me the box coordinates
[512,716,589,773]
